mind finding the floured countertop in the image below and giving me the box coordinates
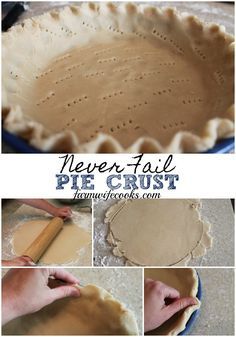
[93,199,234,266]
[2,199,92,266]
[1,267,143,335]
[191,268,234,335]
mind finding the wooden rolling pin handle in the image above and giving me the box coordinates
[23,217,64,263]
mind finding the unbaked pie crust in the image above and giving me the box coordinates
[144,268,200,335]
[2,3,234,153]
[3,283,139,335]
[105,199,213,266]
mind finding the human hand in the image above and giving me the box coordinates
[19,200,72,220]
[52,206,72,220]
[144,278,198,332]
[2,268,80,325]
[2,256,35,266]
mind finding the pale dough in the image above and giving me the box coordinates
[144,268,200,335]
[5,38,230,149]
[12,219,91,264]
[2,3,234,153]
[2,284,139,335]
[105,199,212,266]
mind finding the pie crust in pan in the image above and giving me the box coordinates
[144,268,200,335]
[2,3,234,153]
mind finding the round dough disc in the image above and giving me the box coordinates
[106,199,211,266]
[12,219,91,264]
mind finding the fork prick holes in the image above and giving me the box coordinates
[153,89,172,96]
[66,95,88,108]
[182,98,203,105]
[101,91,123,101]
[162,120,186,130]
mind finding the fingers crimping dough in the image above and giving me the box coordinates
[145,268,200,335]
[3,284,139,335]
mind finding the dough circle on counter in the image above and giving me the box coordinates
[105,199,212,266]
[12,219,90,264]
[144,268,200,335]
[2,284,139,335]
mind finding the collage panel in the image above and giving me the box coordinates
[2,199,92,266]
[2,267,143,335]
[1,1,234,154]
[93,199,235,267]
[144,268,235,336]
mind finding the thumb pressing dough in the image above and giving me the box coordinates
[144,268,200,335]
[12,218,91,264]
[105,199,212,266]
[2,284,139,335]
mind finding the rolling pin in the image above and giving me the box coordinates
[23,217,64,263]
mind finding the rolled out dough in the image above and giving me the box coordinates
[145,268,200,335]
[12,218,91,264]
[2,284,139,335]
[105,199,212,266]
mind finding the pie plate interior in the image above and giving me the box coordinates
[2,3,234,154]
[179,272,202,336]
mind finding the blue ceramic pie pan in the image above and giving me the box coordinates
[2,129,234,153]
[179,272,202,335]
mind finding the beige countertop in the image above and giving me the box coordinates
[2,267,143,335]
[68,267,143,335]
[93,199,234,266]
[190,268,235,335]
